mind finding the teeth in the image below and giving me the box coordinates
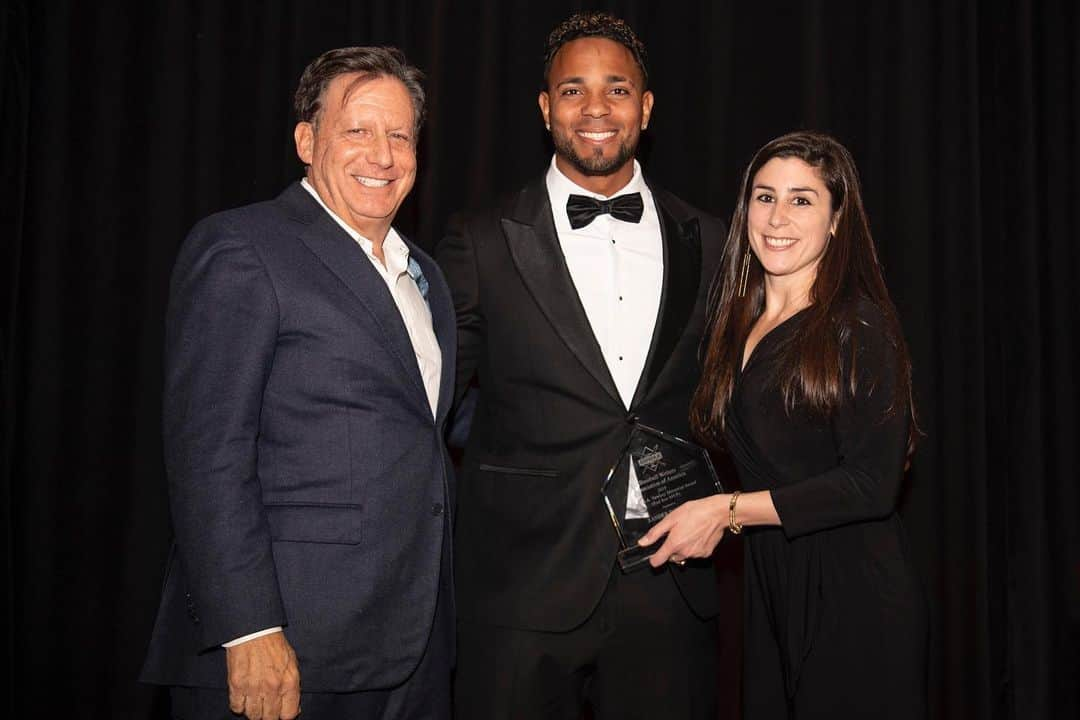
[579,131,616,140]
[765,236,797,247]
[355,176,390,188]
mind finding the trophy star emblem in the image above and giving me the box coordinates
[637,445,666,473]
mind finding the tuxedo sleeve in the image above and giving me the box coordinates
[435,213,486,408]
[770,314,910,539]
[163,215,286,649]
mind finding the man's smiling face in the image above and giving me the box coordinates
[539,37,653,193]
[295,73,417,241]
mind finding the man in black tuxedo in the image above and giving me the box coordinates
[141,47,455,720]
[437,12,724,720]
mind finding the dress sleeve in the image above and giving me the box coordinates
[770,316,911,539]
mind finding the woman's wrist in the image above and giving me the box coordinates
[727,490,782,528]
[728,491,744,534]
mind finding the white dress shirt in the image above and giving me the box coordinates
[224,179,442,648]
[545,157,663,518]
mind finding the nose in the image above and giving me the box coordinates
[365,131,394,168]
[768,202,789,227]
[581,91,610,119]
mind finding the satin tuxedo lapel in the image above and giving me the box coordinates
[630,193,702,409]
[501,180,622,407]
[281,184,429,412]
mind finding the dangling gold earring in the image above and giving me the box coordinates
[737,247,751,297]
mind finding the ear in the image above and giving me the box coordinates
[830,211,840,236]
[640,90,655,130]
[294,122,314,165]
[538,91,551,130]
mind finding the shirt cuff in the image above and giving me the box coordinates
[222,626,283,648]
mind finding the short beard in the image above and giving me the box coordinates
[552,131,637,177]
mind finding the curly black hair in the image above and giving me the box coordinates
[542,12,648,88]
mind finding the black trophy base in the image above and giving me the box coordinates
[617,541,659,572]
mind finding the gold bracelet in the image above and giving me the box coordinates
[728,491,743,534]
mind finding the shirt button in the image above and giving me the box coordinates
[431,502,444,516]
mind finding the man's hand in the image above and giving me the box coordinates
[225,632,301,720]
[639,495,728,568]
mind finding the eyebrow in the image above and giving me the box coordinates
[753,184,820,195]
[555,74,636,88]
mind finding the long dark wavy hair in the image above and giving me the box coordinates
[691,131,918,451]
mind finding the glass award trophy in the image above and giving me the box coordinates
[602,423,725,572]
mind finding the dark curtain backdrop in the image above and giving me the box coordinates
[2,1,1077,718]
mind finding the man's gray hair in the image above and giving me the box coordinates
[294,46,425,134]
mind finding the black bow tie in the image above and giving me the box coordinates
[566,192,644,230]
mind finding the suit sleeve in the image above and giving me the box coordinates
[770,318,910,539]
[163,215,286,649]
[435,213,486,409]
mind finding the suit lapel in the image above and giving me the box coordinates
[502,180,623,408]
[629,190,702,409]
[282,183,429,409]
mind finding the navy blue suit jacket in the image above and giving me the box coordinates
[141,182,456,692]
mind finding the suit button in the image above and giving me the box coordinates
[627,414,639,425]
[431,502,444,516]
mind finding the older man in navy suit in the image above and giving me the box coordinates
[141,46,455,720]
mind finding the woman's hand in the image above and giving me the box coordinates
[638,494,730,568]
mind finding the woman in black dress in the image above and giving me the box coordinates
[638,131,927,718]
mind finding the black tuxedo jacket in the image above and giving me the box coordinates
[437,176,725,631]
[141,182,456,692]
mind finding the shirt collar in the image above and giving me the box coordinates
[545,156,648,236]
[300,178,409,273]
[545,155,645,200]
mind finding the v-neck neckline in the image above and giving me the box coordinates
[739,306,811,376]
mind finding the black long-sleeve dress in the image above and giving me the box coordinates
[724,300,927,719]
